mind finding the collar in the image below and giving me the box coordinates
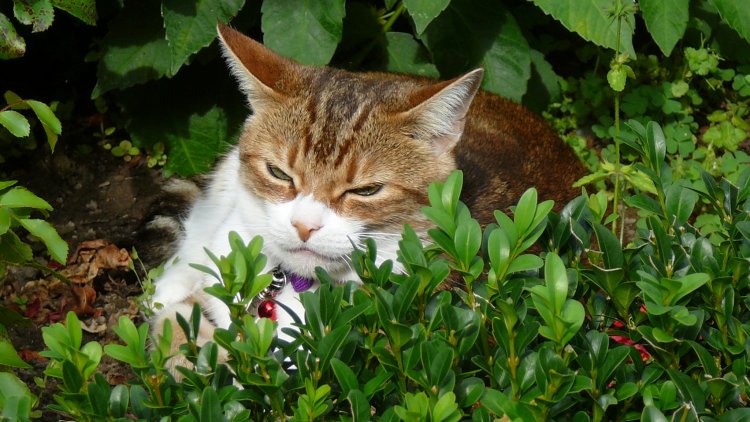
[254,267,315,320]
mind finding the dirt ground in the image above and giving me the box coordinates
[3,144,168,418]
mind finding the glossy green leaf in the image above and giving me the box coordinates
[261,0,345,65]
[384,32,439,78]
[0,110,30,138]
[421,0,531,101]
[162,0,245,74]
[454,218,482,267]
[0,12,25,59]
[403,0,450,35]
[665,184,698,224]
[641,404,668,422]
[592,222,623,269]
[347,389,371,422]
[109,384,129,418]
[317,324,350,369]
[625,193,661,215]
[13,0,54,32]
[667,368,706,412]
[530,0,636,57]
[708,0,750,43]
[200,387,222,421]
[331,358,359,396]
[639,0,689,56]
[507,254,543,275]
[62,360,83,392]
[51,0,96,25]
[0,373,32,414]
[19,218,68,263]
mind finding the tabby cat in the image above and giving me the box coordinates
[150,24,585,361]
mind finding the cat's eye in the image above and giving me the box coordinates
[347,184,383,197]
[267,164,293,182]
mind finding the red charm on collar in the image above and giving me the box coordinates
[258,299,276,320]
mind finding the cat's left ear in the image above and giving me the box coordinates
[403,69,484,157]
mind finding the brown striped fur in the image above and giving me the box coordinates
[218,25,585,230]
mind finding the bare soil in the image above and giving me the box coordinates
[2,144,167,419]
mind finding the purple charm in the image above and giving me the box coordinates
[290,273,314,292]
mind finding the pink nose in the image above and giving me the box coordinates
[292,221,320,242]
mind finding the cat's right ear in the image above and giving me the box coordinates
[217,24,298,107]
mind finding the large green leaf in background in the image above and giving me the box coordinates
[421,0,531,102]
[403,0,450,35]
[261,0,346,65]
[0,13,25,59]
[162,0,245,75]
[116,62,245,177]
[92,1,171,97]
[640,0,689,56]
[383,32,439,78]
[708,0,750,43]
[530,0,636,58]
[13,0,54,32]
[51,0,96,25]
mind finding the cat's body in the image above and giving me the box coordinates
[149,25,585,360]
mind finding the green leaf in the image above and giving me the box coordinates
[0,12,26,59]
[454,219,482,268]
[51,0,96,25]
[383,32,439,78]
[200,387,222,421]
[116,63,244,177]
[261,0,346,65]
[331,358,359,396]
[93,1,172,96]
[403,0,450,35]
[665,184,698,225]
[317,325,350,369]
[641,404,668,422]
[0,372,33,414]
[0,208,10,235]
[421,0,531,101]
[708,0,750,44]
[162,0,245,75]
[608,66,627,92]
[506,254,543,275]
[13,0,54,33]
[347,389,371,422]
[592,222,623,269]
[0,110,30,138]
[639,0,689,56]
[109,384,129,418]
[18,218,68,264]
[0,186,52,210]
[667,368,706,412]
[0,339,31,368]
[26,99,61,135]
[62,360,83,392]
[530,0,636,57]
[0,231,33,264]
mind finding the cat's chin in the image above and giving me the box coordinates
[270,246,351,280]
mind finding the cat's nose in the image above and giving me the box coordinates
[292,221,320,242]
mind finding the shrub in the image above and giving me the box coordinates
[38,120,750,420]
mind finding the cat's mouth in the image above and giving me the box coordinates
[286,247,339,262]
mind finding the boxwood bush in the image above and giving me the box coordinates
[35,120,750,421]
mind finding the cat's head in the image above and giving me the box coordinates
[217,24,483,280]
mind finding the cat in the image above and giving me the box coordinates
[149,24,585,367]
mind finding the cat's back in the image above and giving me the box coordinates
[457,90,585,223]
